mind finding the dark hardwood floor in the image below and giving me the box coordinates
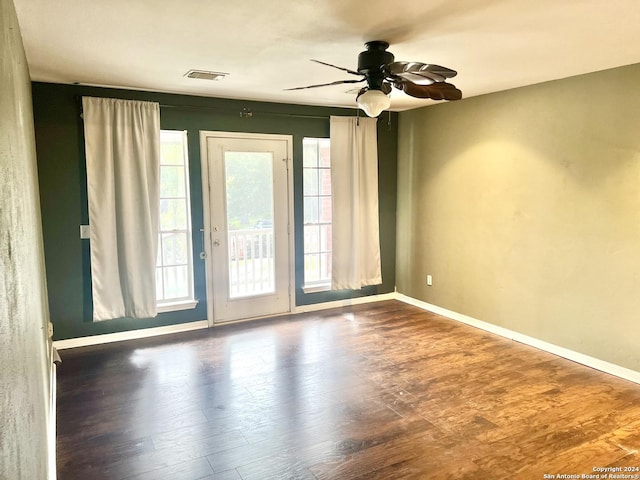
[56,301,640,479]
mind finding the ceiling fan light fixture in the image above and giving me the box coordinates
[357,89,391,117]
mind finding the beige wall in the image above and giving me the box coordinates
[397,63,640,372]
[0,0,53,478]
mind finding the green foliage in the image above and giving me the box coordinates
[225,152,274,230]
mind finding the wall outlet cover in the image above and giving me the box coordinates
[80,224,90,239]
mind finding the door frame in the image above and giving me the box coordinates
[200,131,295,327]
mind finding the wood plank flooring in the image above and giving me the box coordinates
[56,301,640,479]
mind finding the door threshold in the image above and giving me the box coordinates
[212,309,293,327]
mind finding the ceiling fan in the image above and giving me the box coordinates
[287,40,462,117]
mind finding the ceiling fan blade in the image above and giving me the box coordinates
[311,59,362,76]
[400,81,462,101]
[285,79,365,91]
[394,72,443,85]
[386,61,457,79]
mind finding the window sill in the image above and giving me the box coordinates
[157,300,199,313]
[302,283,331,294]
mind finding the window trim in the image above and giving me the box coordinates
[302,283,331,294]
[157,299,198,313]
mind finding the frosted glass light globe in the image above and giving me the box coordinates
[357,89,391,117]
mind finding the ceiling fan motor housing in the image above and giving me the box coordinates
[358,41,394,90]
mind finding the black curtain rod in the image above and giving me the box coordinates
[158,103,341,120]
[75,96,397,124]
[76,95,342,120]
[159,103,394,126]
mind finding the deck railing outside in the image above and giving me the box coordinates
[227,228,274,298]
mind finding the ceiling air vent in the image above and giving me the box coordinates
[184,70,228,81]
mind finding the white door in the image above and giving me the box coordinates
[201,132,293,324]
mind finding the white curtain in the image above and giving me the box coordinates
[330,116,382,290]
[82,97,160,321]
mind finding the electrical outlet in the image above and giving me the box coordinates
[427,275,433,286]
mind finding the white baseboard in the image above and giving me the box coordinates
[53,320,209,350]
[54,293,639,386]
[52,292,397,350]
[53,291,397,350]
[396,293,640,385]
[294,292,397,314]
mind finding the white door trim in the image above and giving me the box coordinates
[200,131,295,327]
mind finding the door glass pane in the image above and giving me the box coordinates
[224,151,275,298]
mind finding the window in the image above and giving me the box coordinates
[156,130,196,311]
[303,138,332,292]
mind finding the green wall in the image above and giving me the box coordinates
[33,83,397,340]
[397,63,640,372]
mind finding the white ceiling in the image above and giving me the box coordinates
[13,0,640,112]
